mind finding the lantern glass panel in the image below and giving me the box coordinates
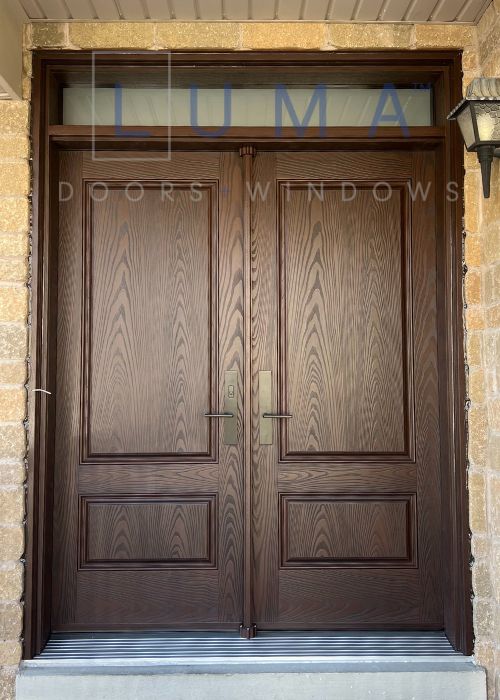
[473,102,500,142]
[457,104,476,149]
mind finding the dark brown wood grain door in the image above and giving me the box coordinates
[52,151,244,630]
[251,150,443,629]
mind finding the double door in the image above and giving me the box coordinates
[52,148,442,632]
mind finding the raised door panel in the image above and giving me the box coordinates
[84,183,217,460]
[279,183,413,460]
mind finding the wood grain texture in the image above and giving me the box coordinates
[85,183,214,458]
[281,494,415,565]
[251,150,442,628]
[81,496,215,567]
[53,151,245,630]
[280,183,409,456]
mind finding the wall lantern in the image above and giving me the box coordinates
[448,78,500,198]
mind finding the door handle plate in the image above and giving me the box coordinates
[259,370,273,445]
[223,370,238,445]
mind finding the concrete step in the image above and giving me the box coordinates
[17,659,486,700]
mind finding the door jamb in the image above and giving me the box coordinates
[25,49,470,657]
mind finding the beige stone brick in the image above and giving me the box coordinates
[469,407,489,466]
[490,475,500,536]
[70,22,154,49]
[0,564,23,602]
[484,264,500,305]
[469,471,487,531]
[472,534,490,559]
[465,270,482,305]
[0,259,28,284]
[0,200,29,235]
[474,600,494,636]
[486,303,500,328]
[242,23,325,49]
[0,464,24,487]
[0,288,28,322]
[467,332,483,367]
[30,22,66,48]
[0,163,30,197]
[0,136,29,160]
[414,24,474,48]
[464,170,480,233]
[0,526,24,561]
[0,388,26,422]
[479,16,500,66]
[0,667,16,700]
[462,47,479,71]
[473,560,493,598]
[0,235,29,257]
[0,641,21,666]
[0,425,26,461]
[464,148,480,171]
[0,103,29,135]
[469,369,486,403]
[490,399,500,431]
[484,223,500,266]
[0,361,26,385]
[328,23,412,49]
[482,45,500,76]
[0,603,22,638]
[157,22,239,49]
[23,50,32,79]
[0,488,24,524]
[466,305,485,331]
[22,75,31,102]
[0,325,28,360]
[488,432,500,470]
[465,233,482,268]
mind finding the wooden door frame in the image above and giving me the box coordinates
[25,48,471,658]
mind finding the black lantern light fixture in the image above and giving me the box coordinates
[448,78,500,198]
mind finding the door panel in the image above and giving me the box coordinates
[52,151,244,629]
[86,183,215,457]
[251,151,442,628]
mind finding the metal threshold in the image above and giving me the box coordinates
[24,631,471,673]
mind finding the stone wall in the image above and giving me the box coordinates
[467,4,500,699]
[0,17,497,700]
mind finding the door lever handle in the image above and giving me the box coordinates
[204,412,234,418]
[262,413,292,419]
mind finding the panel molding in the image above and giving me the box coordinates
[280,493,417,568]
[79,494,217,570]
[80,180,219,464]
[277,180,415,463]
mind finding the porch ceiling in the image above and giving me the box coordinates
[10,0,493,23]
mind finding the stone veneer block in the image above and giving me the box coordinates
[0,260,29,284]
[0,389,26,422]
[0,489,24,525]
[0,136,29,160]
[241,23,326,49]
[0,425,26,460]
[30,23,66,48]
[156,22,239,49]
[469,471,487,531]
[0,526,24,561]
[0,163,30,197]
[0,464,25,487]
[414,24,474,47]
[0,201,30,234]
[0,603,22,639]
[0,288,28,323]
[69,23,155,49]
[0,326,28,360]
[0,103,28,136]
[329,23,412,49]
